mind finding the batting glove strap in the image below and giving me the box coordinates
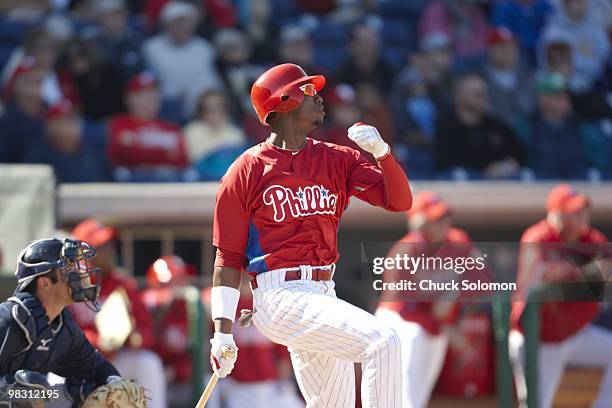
[210,286,240,322]
[210,333,238,378]
[348,122,390,159]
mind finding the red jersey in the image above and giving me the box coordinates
[379,228,474,335]
[141,287,192,383]
[108,114,188,168]
[511,219,607,342]
[70,269,155,353]
[213,138,412,273]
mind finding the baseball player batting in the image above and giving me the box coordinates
[208,63,413,407]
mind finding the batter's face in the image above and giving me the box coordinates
[291,93,325,129]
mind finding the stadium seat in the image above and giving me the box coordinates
[380,20,414,47]
[314,46,347,72]
[382,46,409,72]
[310,21,347,47]
[0,18,31,44]
[377,0,427,19]
[270,0,301,23]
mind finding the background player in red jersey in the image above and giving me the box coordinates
[375,191,481,408]
[510,184,612,408]
[208,63,412,407]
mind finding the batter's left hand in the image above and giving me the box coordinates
[348,122,390,159]
[210,332,238,378]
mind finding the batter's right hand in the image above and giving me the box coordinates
[210,332,238,378]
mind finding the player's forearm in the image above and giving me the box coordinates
[378,153,413,212]
[212,266,242,334]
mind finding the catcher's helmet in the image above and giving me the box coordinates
[250,63,326,126]
[146,255,188,287]
[15,238,100,308]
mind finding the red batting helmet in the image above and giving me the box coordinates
[146,255,188,287]
[250,63,326,126]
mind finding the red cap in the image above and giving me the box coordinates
[408,191,451,225]
[72,219,118,248]
[546,184,590,213]
[325,83,356,107]
[45,99,76,122]
[125,71,157,95]
[487,27,515,46]
[146,255,188,287]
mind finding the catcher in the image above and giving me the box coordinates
[0,238,146,407]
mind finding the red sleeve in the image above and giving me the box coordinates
[351,151,412,211]
[214,247,247,270]
[212,156,251,255]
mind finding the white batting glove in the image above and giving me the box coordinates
[210,332,238,378]
[348,122,390,159]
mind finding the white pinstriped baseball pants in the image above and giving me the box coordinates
[251,266,403,408]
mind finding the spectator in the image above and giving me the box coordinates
[419,0,489,65]
[213,28,264,120]
[391,67,438,177]
[528,72,591,179]
[355,82,396,146]
[61,37,125,120]
[0,0,51,22]
[236,0,278,65]
[491,0,554,60]
[336,24,395,92]
[540,34,612,120]
[143,1,222,117]
[539,0,610,92]
[434,73,525,179]
[276,25,321,76]
[23,99,112,182]
[417,32,456,116]
[0,59,46,163]
[70,219,167,408]
[483,27,536,136]
[315,83,362,147]
[510,184,612,408]
[183,89,246,180]
[108,72,190,182]
[88,0,145,81]
[2,27,77,106]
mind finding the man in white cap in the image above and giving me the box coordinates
[143,1,223,117]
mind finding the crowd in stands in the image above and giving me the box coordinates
[0,0,611,182]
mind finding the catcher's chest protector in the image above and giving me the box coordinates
[2,293,73,373]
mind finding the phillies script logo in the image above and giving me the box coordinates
[263,184,338,222]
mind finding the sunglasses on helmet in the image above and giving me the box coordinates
[300,83,317,97]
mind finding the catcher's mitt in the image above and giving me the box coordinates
[81,379,147,408]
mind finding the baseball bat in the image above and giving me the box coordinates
[195,346,236,408]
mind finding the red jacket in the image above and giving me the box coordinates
[378,228,476,335]
[511,220,607,342]
[108,114,188,168]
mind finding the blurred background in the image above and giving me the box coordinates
[0,0,611,406]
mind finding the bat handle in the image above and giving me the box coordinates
[221,345,236,359]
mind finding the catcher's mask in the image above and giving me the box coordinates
[16,238,101,311]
